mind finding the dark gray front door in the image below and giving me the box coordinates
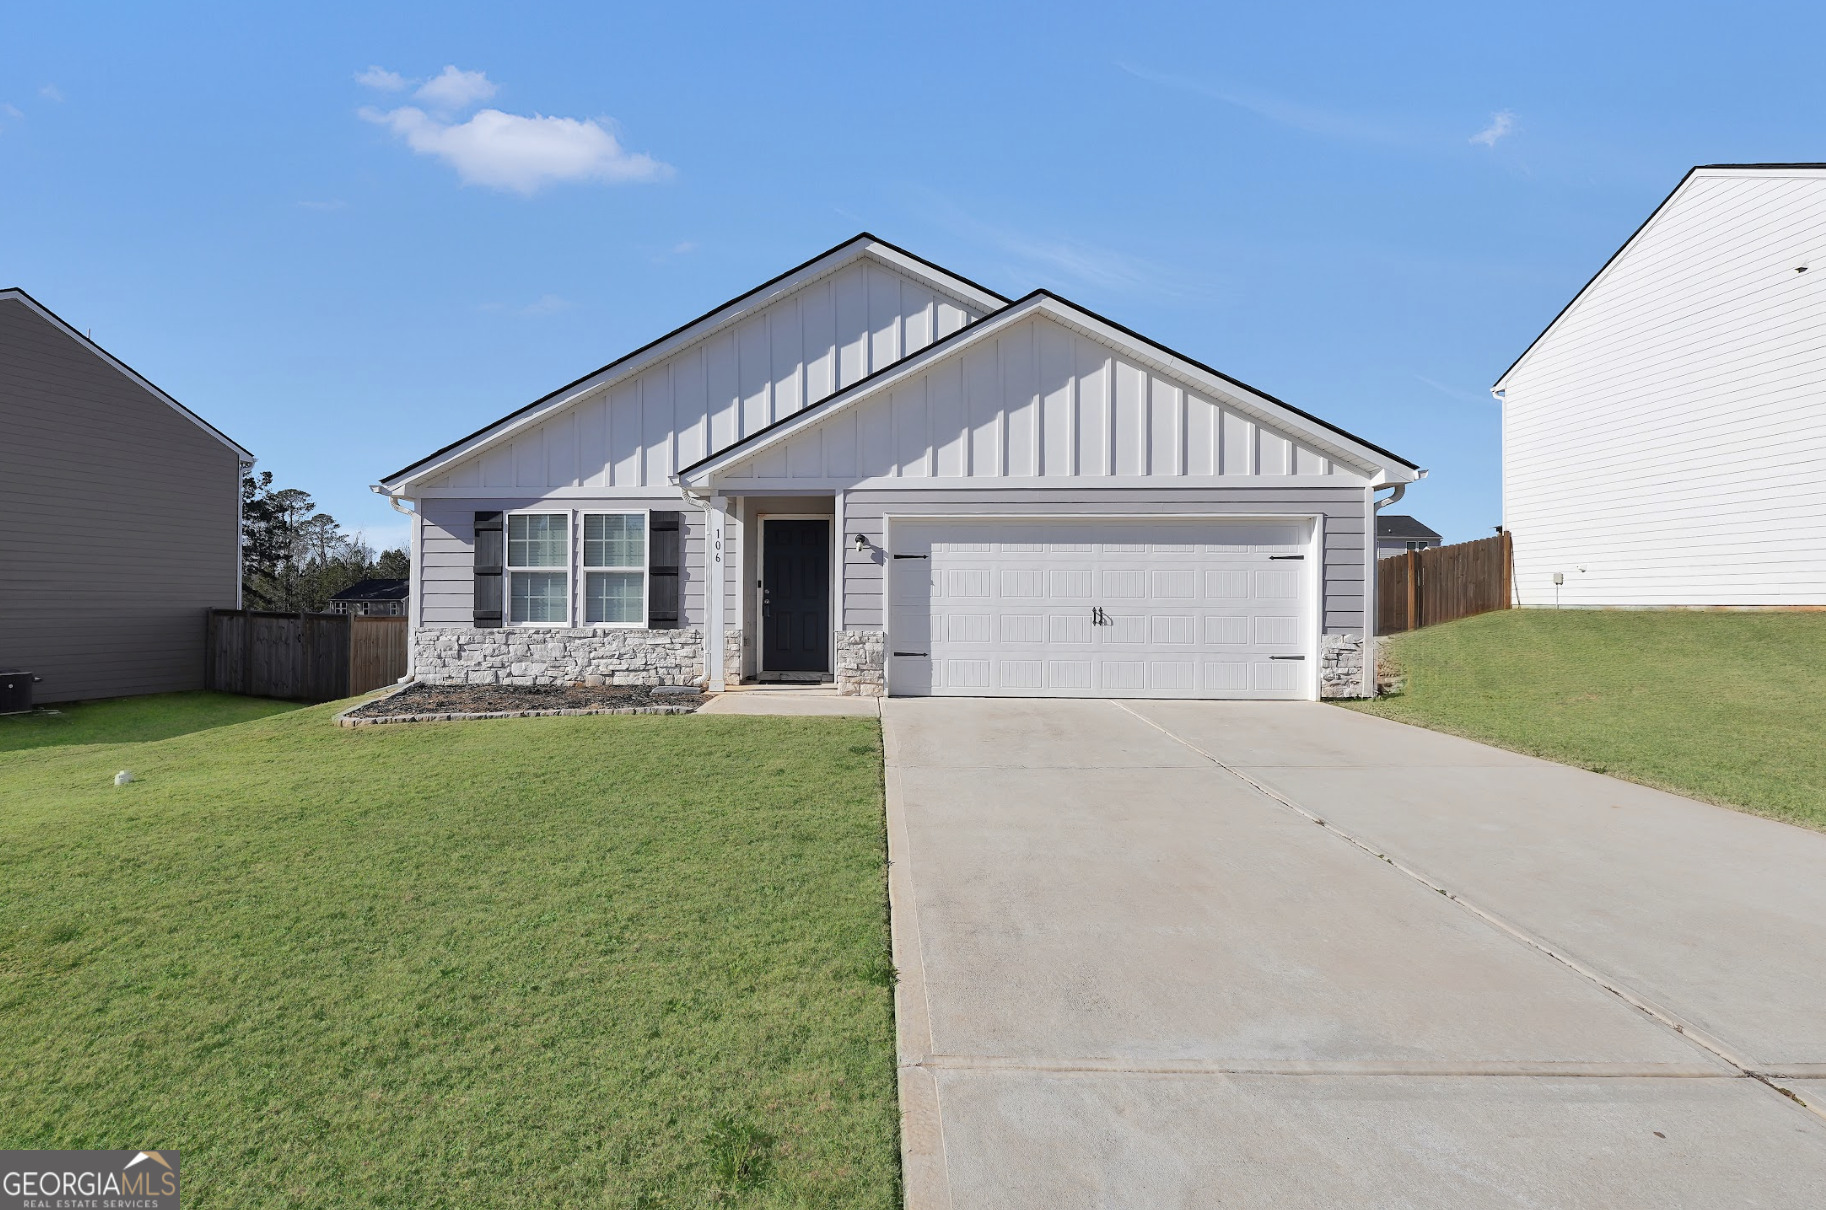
[762,519,830,673]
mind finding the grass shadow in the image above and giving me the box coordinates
[0,691,305,754]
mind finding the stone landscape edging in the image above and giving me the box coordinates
[331,682,702,728]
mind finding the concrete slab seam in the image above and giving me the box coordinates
[1107,700,1826,1127]
[914,1056,1735,1077]
[883,744,954,1210]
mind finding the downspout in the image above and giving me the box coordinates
[1373,482,1406,511]
[372,485,419,679]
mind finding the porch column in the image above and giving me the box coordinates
[706,495,728,692]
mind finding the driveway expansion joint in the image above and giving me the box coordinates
[1108,700,1826,1125]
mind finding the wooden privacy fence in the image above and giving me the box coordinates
[205,610,408,702]
[1378,531,1513,635]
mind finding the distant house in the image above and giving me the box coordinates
[1,288,252,702]
[1496,163,1826,607]
[328,578,409,617]
[1375,515,1442,559]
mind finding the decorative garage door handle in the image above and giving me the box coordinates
[1270,655,1307,660]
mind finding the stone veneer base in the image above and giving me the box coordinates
[412,626,710,687]
[835,629,886,697]
[1319,632,1369,699]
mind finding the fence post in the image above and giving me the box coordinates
[241,609,254,696]
[1501,530,1514,608]
[1406,549,1419,632]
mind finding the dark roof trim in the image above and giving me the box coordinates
[0,287,255,460]
[379,233,1011,485]
[1493,163,1826,390]
[330,578,410,600]
[680,288,1418,477]
[1375,514,1441,540]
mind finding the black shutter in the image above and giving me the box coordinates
[474,511,504,628]
[647,511,680,629]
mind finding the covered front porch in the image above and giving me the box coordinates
[700,491,881,695]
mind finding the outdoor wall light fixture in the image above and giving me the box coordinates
[853,533,870,553]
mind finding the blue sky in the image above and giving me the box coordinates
[5,2,1821,549]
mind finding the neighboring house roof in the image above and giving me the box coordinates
[1375,515,1442,542]
[678,289,1421,486]
[0,287,255,461]
[378,233,1008,490]
[330,578,410,602]
[1493,163,1826,391]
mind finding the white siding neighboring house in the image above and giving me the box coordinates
[377,235,1420,699]
[1497,163,1826,607]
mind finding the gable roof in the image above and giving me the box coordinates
[1493,164,1826,391]
[0,287,254,461]
[1376,514,1441,541]
[678,289,1420,486]
[378,233,1009,490]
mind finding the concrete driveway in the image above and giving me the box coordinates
[882,698,1826,1208]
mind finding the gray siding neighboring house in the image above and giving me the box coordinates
[378,236,1420,700]
[1,289,252,703]
[1375,514,1443,558]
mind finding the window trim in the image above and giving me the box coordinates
[580,509,651,629]
[505,509,575,628]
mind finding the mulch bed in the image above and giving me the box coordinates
[341,682,707,726]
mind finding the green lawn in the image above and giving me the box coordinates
[0,694,897,1207]
[1346,609,1826,829]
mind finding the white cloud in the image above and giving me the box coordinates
[38,83,63,102]
[2,103,22,120]
[414,65,496,112]
[672,240,697,254]
[1470,110,1515,148]
[356,66,407,91]
[362,104,672,194]
[298,199,347,211]
[521,294,569,316]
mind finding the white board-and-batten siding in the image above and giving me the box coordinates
[717,315,1352,487]
[417,497,738,628]
[840,487,1370,635]
[1501,167,1826,606]
[416,259,983,494]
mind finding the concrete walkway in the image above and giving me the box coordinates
[883,698,1826,1208]
[696,685,879,716]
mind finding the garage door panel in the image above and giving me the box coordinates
[946,613,995,643]
[943,569,992,599]
[1001,613,1046,644]
[1255,570,1301,598]
[1256,660,1302,692]
[1099,660,1146,692]
[1101,570,1147,598]
[1203,616,1250,645]
[894,519,1314,700]
[1000,569,1045,598]
[999,659,1044,688]
[1254,615,1299,647]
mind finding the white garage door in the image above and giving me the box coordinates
[887,519,1315,699]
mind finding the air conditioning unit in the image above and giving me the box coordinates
[0,669,40,715]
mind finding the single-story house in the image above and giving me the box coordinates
[375,236,1420,700]
[327,578,409,617]
[1,288,252,703]
[1497,163,1826,606]
[1375,514,1442,558]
